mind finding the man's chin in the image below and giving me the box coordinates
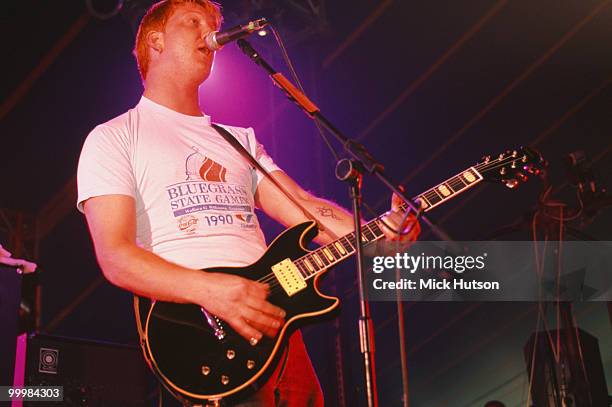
[197,70,212,84]
[195,59,214,82]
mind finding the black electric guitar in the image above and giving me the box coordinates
[134,147,544,405]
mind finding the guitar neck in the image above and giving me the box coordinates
[292,166,484,278]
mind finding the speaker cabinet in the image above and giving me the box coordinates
[0,265,21,387]
[12,333,155,406]
[524,328,609,407]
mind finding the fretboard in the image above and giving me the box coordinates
[292,166,484,279]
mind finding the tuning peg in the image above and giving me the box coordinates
[516,172,528,182]
[526,165,540,175]
[504,179,519,188]
[499,167,507,176]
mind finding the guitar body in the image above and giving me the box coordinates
[134,221,339,404]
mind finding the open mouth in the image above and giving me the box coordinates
[196,44,210,55]
[197,47,208,54]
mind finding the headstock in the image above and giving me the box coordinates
[475,147,546,188]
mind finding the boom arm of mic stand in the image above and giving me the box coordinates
[237,39,454,242]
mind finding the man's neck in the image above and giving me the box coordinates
[143,71,203,116]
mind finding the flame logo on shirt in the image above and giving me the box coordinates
[236,214,254,223]
[184,147,227,182]
[199,157,227,182]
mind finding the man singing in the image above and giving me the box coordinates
[77,0,419,405]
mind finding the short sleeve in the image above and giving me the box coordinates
[76,124,136,213]
[245,127,281,186]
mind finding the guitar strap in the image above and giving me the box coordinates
[211,123,325,232]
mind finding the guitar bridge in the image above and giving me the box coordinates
[272,258,307,296]
[201,307,226,340]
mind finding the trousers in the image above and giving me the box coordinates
[231,330,324,407]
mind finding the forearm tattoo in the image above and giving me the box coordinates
[316,206,340,220]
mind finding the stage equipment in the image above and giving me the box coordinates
[12,333,154,406]
[520,151,612,406]
[524,327,609,406]
[0,265,22,387]
[135,148,544,406]
[564,150,611,223]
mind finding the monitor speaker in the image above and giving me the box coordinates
[12,333,156,406]
[524,328,609,407]
[0,265,21,387]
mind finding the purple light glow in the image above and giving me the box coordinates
[198,44,277,136]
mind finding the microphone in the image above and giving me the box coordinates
[204,18,268,51]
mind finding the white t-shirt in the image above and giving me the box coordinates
[77,96,281,269]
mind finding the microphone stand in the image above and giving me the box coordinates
[237,39,454,407]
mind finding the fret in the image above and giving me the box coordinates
[437,183,453,197]
[328,244,342,259]
[417,195,432,210]
[427,189,443,205]
[311,253,324,268]
[461,169,478,184]
[346,233,357,249]
[446,182,459,194]
[315,250,331,266]
[369,220,384,238]
[294,260,309,277]
[341,236,355,251]
[322,247,335,262]
[448,182,464,194]
[423,190,437,202]
[334,241,347,255]
[451,178,467,191]
[303,257,316,273]
[362,224,376,241]
[452,175,468,188]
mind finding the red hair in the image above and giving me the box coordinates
[133,0,222,80]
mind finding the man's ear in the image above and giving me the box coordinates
[146,30,164,55]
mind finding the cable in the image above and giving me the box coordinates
[269,25,341,162]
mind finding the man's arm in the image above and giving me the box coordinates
[255,171,420,244]
[255,171,354,244]
[83,194,284,341]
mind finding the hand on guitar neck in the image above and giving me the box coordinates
[379,193,421,242]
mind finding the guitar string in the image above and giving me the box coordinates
[383,156,533,215]
[416,155,530,203]
[257,155,536,292]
